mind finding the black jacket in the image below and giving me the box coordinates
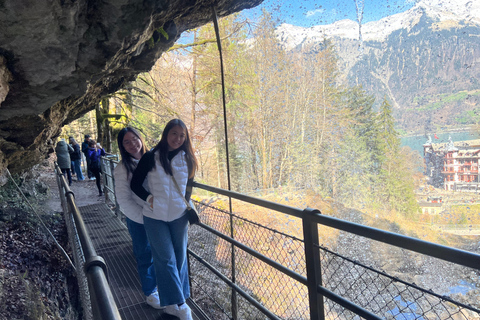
[70,144,82,161]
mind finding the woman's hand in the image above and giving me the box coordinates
[148,196,153,209]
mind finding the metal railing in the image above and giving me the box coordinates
[188,182,480,320]
[100,154,120,215]
[95,157,480,319]
[54,162,121,320]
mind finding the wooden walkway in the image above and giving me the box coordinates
[79,203,204,320]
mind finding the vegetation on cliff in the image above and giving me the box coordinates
[0,163,78,320]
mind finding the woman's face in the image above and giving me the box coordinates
[123,131,143,159]
[167,125,186,151]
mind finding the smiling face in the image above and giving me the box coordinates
[123,131,143,159]
[167,125,186,151]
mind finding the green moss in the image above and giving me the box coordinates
[147,26,169,49]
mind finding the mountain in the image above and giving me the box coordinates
[276,0,480,134]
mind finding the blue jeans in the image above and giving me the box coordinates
[126,218,157,296]
[144,214,190,306]
[72,159,85,180]
[60,168,72,186]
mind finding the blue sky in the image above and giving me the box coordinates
[241,0,416,27]
[177,0,417,44]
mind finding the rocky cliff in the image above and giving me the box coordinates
[348,12,480,133]
[0,0,262,182]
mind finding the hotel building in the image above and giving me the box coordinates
[423,137,480,192]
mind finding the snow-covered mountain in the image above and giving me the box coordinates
[277,0,480,50]
[275,0,480,134]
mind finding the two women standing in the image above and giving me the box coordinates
[114,119,197,320]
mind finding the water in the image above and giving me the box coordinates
[387,296,424,320]
[448,280,477,295]
[400,131,480,156]
[387,281,477,319]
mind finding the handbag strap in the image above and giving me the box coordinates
[171,175,191,209]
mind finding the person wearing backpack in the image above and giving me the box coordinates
[87,139,105,196]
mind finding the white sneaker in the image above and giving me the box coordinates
[164,303,192,320]
[164,304,179,316]
[146,291,163,309]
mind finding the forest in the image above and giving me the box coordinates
[62,13,422,219]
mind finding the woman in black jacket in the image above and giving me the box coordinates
[69,137,85,181]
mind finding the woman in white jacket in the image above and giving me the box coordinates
[131,119,198,320]
[113,127,161,309]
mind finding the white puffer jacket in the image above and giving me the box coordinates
[113,160,147,224]
[142,151,188,222]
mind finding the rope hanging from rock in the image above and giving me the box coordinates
[211,6,232,195]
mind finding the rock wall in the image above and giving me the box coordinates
[0,0,262,180]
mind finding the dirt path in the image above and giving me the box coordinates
[41,170,107,211]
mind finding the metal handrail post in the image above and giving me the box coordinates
[109,159,121,217]
[85,257,120,320]
[104,158,111,204]
[55,166,68,213]
[303,208,325,320]
[100,157,106,200]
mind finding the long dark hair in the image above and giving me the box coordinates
[117,127,147,177]
[152,119,198,178]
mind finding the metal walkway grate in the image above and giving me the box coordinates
[79,203,201,320]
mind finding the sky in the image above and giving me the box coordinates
[177,0,417,44]
[240,0,417,27]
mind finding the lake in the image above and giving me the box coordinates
[400,131,480,156]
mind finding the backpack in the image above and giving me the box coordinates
[90,159,101,171]
[89,149,102,172]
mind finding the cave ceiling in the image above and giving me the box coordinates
[0,0,262,181]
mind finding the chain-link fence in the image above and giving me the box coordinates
[100,155,119,214]
[93,159,480,319]
[55,166,93,320]
[320,244,479,319]
[188,199,480,320]
[54,163,121,320]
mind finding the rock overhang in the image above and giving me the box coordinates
[0,0,263,177]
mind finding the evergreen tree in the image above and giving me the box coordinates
[376,97,419,215]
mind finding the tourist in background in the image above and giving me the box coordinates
[68,138,75,178]
[68,137,85,181]
[81,134,95,180]
[113,127,161,309]
[130,119,198,320]
[87,139,105,196]
[55,139,74,186]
